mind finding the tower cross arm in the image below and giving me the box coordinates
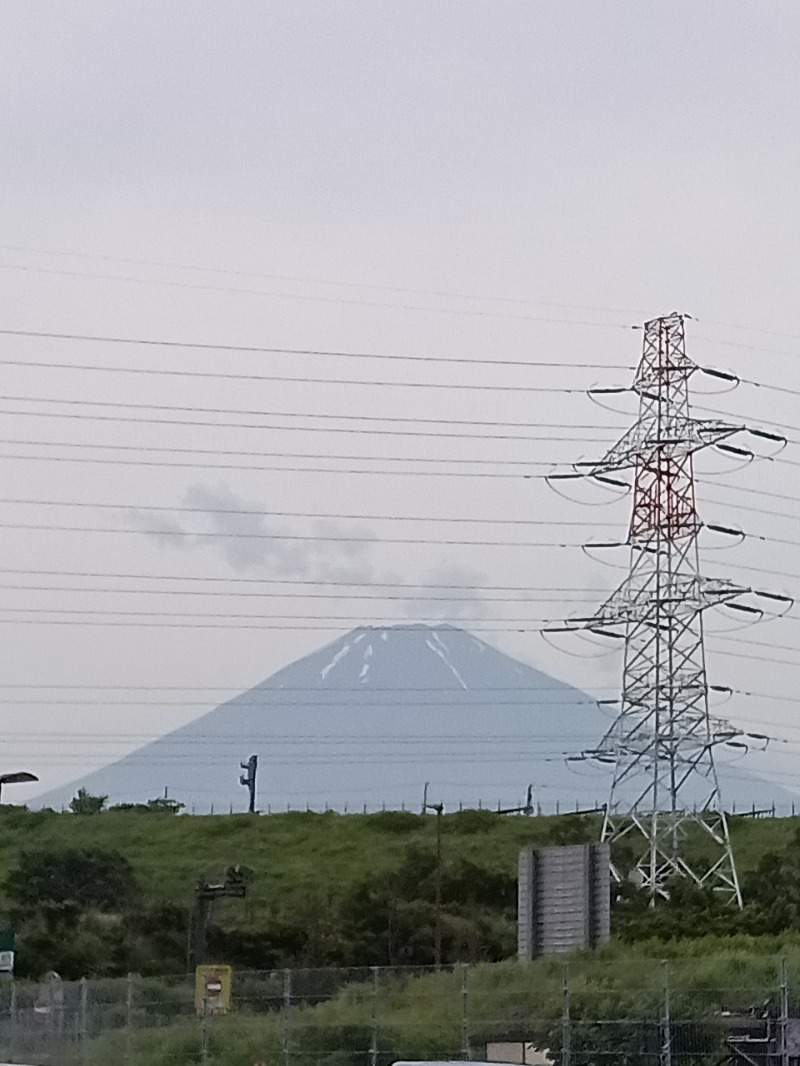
[557,575,751,632]
[573,417,744,478]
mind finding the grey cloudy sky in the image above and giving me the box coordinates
[0,1,799,804]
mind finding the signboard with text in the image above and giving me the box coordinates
[194,964,232,1015]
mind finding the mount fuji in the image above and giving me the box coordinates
[35,624,795,814]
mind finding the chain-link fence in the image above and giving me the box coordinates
[0,957,796,1066]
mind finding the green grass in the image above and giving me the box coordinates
[0,805,792,913]
[1,806,797,1063]
[61,938,800,1066]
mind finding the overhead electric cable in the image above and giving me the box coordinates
[0,498,621,527]
[0,358,599,393]
[0,264,639,327]
[0,453,553,478]
[0,439,585,468]
[0,394,626,432]
[0,328,632,369]
[0,407,619,443]
[0,525,589,546]
[0,568,595,591]
[0,244,647,317]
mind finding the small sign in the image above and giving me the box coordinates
[194,964,232,1015]
[0,951,14,973]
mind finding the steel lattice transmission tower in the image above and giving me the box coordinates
[553,312,753,905]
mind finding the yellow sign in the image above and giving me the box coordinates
[194,964,233,1015]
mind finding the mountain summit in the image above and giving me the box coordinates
[36,624,792,813]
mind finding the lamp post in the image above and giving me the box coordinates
[0,772,38,803]
[422,784,444,969]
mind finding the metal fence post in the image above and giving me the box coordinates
[370,966,379,1066]
[8,980,16,1064]
[283,968,292,1066]
[780,956,789,1066]
[80,976,88,1066]
[200,983,210,1065]
[562,963,571,1066]
[461,963,470,1060]
[125,972,134,1064]
[661,960,672,1066]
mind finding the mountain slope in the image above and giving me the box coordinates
[35,624,794,813]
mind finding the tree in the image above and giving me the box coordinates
[339,842,516,966]
[69,788,107,815]
[5,846,139,913]
[740,825,800,933]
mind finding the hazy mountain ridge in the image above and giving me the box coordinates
[35,624,795,813]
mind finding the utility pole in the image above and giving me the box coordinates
[188,865,251,970]
[548,312,785,904]
[239,754,258,813]
[423,792,444,969]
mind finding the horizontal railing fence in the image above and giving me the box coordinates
[0,958,794,1066]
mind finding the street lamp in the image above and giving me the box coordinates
[0,772,38,803]
[422,782,444,970]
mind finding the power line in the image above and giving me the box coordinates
[0,618,558,631]
[1,327,798,392]
[706,559,800,582]
[703,494,800,526]
[0,568,598,590]
[0,328,632,370]
[0,619,797,648]
[694,317,800,344]
[6,497,800,549]
[0,394,625,433]
[0,453,553,478]
[0,683,617,692]
[703,480,800,508]
[0,498,620,527]
[0,712,605,720]
[0,439,581,468]
[2,514,786,553]
[5,256,789,356]
[0,264,640,328]
[1,560,796,599]
[0,244,647,317]
[0,752,575,767]
[0,608,574,621]
[0,406,620,443]
[15,516,800,553]
[713,632,800,656]
[0,585,602,603]
[693,332,800,363]
[0,522,592,546]
[0,357,597,393]
[0,683,788,710]
[0,678,794,722]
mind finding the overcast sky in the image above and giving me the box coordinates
[1,1,799,805]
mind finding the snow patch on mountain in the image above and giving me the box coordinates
[320,642,351,679]
[425,633,468,690]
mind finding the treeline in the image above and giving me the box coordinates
[2,803,800,978]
